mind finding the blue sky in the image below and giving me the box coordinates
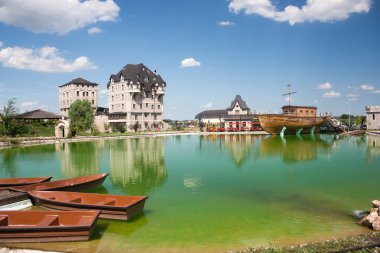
[0,0,379,119]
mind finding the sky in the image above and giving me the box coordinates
[0,0,379,120]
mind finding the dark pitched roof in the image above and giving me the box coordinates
[227,95,250,110]
[107,63,166,90]
[16,109,61,119]
[60,77,99,87]
[195,110,228,119]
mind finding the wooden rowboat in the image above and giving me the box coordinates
[0,210,100,242]
[10,173,108,193]
[28,191,148,220]
[0,177,52,187]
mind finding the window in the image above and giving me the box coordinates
[83,92,86,96]
[140,104,142,109]
[146,103,148,107]
[133,104,136,109]
[112,105,114,110]
[152,105,154,109]
[158,105,161,109]
[122,104,124,110]
[135,114,138,120]
[122,94,124,100]
[154,115,157,120]
[77,91,79,96]
[112,96,114,101]
[373,114,376,120]
[144,113,148,118]
[92,100,94,105]
[92,92,94,97]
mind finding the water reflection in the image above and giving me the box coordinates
[57,142,99,178]
[200,134,264,167]
[0,145,56,177]
[109,137,167,195]
[366,135,380,162]
[258,135,332,163]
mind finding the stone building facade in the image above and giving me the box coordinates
[59,78,99,117]
[195,95,261,131]
[107,63,166,131]
[366,105,380,130]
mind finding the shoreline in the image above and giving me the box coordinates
[0,131,269,149]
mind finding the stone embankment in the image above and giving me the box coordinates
[358,200,380,230]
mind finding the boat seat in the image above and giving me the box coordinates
[96,199,116,206]
[0,215,8,226]
[68,197,83,203]
[37,215,59,227]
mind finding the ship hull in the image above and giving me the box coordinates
[257,114,326,135]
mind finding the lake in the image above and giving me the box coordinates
[1,134,379,252]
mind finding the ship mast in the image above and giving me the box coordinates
[282,84,297,107]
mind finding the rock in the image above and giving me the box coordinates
[372,200,380,208]
[358,211,378,227]
[373,217,380,230]
[352,209,370,219]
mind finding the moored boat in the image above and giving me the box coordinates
[0,190,32,211]
[257,85,327,135]
[257,112,326,135]
[10,173,108,193]
[0,210,100,242]
[0,177,52,189]
[28,190,148,220]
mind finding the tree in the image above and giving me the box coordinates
[0,98,20,136]
[68,100,94,137]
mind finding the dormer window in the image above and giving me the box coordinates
[144,77,148,82]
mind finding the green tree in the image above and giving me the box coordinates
[0,98,20,136]
[68,100,94,137]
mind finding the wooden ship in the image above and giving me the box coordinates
[257,85,327,135]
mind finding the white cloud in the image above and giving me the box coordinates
[203,102,213,108]
[372,90,380,94]
[19,100,46,112]
[0,0,120,34]
[229,0,371,25]
[360,84,374,90]
[180,58,201,68]
[322,91,341,98]
[88,27,102,34]
[0,46,96,72]
[347,93,358,98]
[317,82,332,90]
[218,20,235,26]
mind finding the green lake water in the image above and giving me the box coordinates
[1,134,380,252]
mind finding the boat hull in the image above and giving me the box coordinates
[28,191,148,220]
[257,114,326,135]
[10,173,108,193]
[0,210,100,242]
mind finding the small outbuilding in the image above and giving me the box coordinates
[16,109,61,122]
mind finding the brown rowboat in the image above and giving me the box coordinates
[10,173,108,193]
[0,210,100,242]
[0,177,52,189]
[28,190,148,220]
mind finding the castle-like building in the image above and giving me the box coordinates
[58,78,99,117]
[107,63,166,131]
[56,63,166,136]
